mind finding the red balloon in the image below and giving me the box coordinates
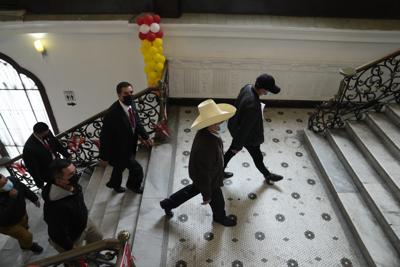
[143,14,154,25]
[155,30,164,38]
[146,32,156,42]
[136,16,145,25]
[139,32,147,40]
[153,14,161,23]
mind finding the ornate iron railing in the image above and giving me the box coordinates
[0,62,169,191]
[308,49,400,133]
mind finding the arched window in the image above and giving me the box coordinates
[0,53,57,159]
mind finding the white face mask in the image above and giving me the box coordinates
[1,179,14,192]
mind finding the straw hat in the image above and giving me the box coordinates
[191,99,236,130]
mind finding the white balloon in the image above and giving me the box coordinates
[139,24,150,34]
[150,23,160,33]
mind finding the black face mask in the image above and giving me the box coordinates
[122,95,133,106]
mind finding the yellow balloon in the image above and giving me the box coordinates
[146,61,156,69]
[144,65,152,73]
[141,40,152,49]
[148,71,158,80]
[153,38,163,47]
[155,62,164,72]
[157,47,164,54]
[143,53,152,62]
[149,46,158,55]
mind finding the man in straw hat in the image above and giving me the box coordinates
[224,73,284,185]
[160,99,237,227]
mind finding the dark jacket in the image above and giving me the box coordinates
[0,176,38,227]
[188,129,224,200]
[228,84,264,149]
[23,133,70,188]
[42,183,88,250]
[99,101,149,166]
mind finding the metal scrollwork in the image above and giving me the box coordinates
[1,62,169,192]
[309,51,400,133]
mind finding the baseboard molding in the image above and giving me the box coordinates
[168,97,323,108]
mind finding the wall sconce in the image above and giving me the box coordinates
[34,40,47,56]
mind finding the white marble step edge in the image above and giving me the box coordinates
[346,121,400,200]
[131,143,174,267]
[304,129,400,267]
[327,129,400,253]
[365,112,400,159]
[115,149,151,244]
[385,104,400,129]
[84,165,106,210]
[87,165,114,233]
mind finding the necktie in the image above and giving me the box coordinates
[128,107,136,129]
[43,139,58,158]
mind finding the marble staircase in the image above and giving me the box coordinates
[0,149,150,267]
[304,104,400,267]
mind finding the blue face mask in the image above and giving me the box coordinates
[219,121,227,133]
[1,179,14,192]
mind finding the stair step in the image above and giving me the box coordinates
[83,166,105,210]
[115,149,150,243]
[328,129,400,253]
[346,121,400,200]
[88,165,114,234]
[386,104,400,128]
[365,112,400,159]
[304,129,400,267]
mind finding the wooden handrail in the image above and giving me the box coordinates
[355,49,400,73]
[25,238,122,267]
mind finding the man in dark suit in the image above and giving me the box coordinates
[99,81,153,194]
[23,122,71,189]
[160,99,237,227]
[224,73,284,185]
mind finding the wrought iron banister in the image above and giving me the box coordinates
[0,61,169,191]
[308,49,400,133]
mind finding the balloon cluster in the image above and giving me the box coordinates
[136,14,166,86]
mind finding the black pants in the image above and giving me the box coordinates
[163,184,226,220]
[224,144,270,177]
[109,157,143,189]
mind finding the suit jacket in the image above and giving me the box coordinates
[99,101,149,166]
[23,133,70,187]
[228,84,264,149]
[188,129,224,200]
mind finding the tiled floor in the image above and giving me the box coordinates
[164,107,367,267]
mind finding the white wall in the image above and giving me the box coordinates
[0,21,146,131]
[163,24,400,100]
[0,19,399,131]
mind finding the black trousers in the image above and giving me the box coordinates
[109,157,143,189]
[163,184,226,220]
[224,144,270,177]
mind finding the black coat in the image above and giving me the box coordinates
[0,176,38,227]
[99,101,149,167]
[228,84,264,149]
[23,133,70,187]
[188,129,224,200]
[42,183,88,250]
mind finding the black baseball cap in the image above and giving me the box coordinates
[255,74,281,94]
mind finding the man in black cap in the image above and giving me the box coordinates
[224,73,284,185]
[23,122,71,189]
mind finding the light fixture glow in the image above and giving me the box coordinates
[34,40,45,53]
